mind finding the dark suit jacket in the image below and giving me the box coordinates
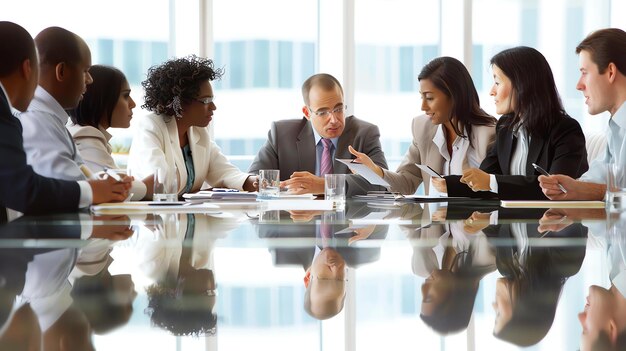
[446,114,588,200]
[249,115,388,197]
[0,89,79,217]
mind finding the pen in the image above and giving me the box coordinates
[212,188,239,192]
[532,163,567,193]
[104,168,122,182]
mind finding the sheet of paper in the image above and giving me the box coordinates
[500,200,605,208]
[91,201,221,214]
[416,164,443,178]
[349,210,416,225]
[336,159,390,187]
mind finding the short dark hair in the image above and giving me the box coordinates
[142,55,223,117]
[34,26,83,67]
[301,73,344,106]
[576,28,626,76]
[418,56,496,145]
[490,46,565,137]
[0,21,36,78]
[70,65,127,128]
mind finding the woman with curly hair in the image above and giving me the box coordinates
[128,55,256,196]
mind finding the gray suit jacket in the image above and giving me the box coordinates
[249,115,388,197]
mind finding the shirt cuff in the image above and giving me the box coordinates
[77,181,93,208]
[489,174,498,193]
[78,212,93,239]
[130,180,147,200]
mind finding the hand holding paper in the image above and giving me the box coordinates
[336,158,390,187]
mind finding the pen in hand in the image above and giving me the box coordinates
[532,163,567,194]
[104,168,122,182]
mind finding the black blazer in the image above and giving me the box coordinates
[0,89,80,216]
[446,114,589,200]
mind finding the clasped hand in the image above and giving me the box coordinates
[460,168,490,192]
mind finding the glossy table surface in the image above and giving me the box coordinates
[0,200,620,351]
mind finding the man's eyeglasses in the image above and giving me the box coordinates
[308,105,347,118]
[193,96,215,105]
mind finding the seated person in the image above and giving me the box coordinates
[67,65,152,199]
[249,73,388,197]
[0,23,129,221]
[434,46,588,200]
[128,55,256,197]
[349,57,496,195]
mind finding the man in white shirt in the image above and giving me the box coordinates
[19,26,95,181]
[540,28,626,200]
[0,21,130,221]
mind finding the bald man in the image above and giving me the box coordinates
[0,22,130,221]
[18,26,96,181]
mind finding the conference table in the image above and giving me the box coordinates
[0,198,618,351]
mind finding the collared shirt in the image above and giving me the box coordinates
[489,126,531,193]
[1,83,91,209]
[430,125,479,195]
[312,126,339,176]
[580,102,626,183]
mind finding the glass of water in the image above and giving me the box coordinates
[153,166,179,202]
[258,169,280,199]
[325,174,346,210]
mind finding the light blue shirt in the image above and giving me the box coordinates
[580,103,626,183]
[312,127,339,176]
[1,83,91,209]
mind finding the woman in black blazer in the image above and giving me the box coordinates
[433,46,588,200]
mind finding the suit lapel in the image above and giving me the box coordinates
[167,121,187,192]
[335,117,354,172]
[526,133,545,175]
[500,131,515,175]
[296,120,317,173]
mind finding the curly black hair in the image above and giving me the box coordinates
[141,55,223,117]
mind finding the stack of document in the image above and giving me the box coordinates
[182,190,258,201]
[500,200,605,208]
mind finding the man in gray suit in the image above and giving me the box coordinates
[249,73,388,197]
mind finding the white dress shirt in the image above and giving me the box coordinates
[580,102,626,183]
[430,125,481,195]
[489,127,530,193]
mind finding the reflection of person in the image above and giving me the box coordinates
[303,248,347,320]
[579,219,626,351]
[349,57,496,195]
[140,213,235,336]
[540,28,626,201]
[18,248,95,351]
[0,248,42,351]
[436,46,588,200]
[128,55,256,197]
[255,202,388,270]
[486,221,587,347]
[67,65,151,199]
[70,246,137,335]
[0,21,129,221]
[249,73,388,197]
[417,221,496,334]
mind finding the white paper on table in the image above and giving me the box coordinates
[336,159,390,187]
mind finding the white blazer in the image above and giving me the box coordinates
[127,113,250,194]
[67,123,146,200]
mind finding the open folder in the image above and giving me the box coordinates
[500,200,605,208]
